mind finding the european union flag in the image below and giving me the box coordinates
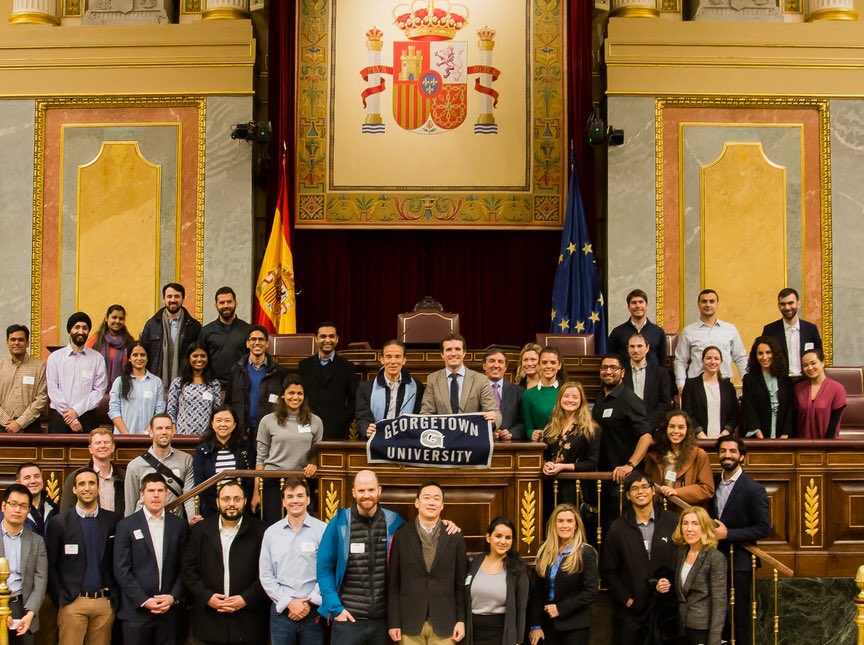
[550,154,607,354]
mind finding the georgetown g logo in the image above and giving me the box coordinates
[419,429,445,449]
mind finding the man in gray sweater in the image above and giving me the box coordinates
[124,413,200,523]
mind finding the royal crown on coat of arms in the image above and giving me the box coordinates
[360,1,501,135]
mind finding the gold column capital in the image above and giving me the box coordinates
[807,7,858,20]
[202,6,249,20]
[8,11,59,25]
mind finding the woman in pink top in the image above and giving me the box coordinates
[795,348,847,439]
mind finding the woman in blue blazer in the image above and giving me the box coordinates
[528,504,598,645]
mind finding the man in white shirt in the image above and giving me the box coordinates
[673,289,748,394]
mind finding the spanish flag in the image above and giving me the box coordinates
[254,152,296,333]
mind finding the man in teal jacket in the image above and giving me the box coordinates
[316,470,403,645]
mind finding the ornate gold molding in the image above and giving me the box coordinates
[8,12,59,25]
[31,96,207,354]
[324,481,340,522]
[611,7,660,18]
[804,477,820,545]
[202,7,250,20]
[653,95,832,363]
[520,481,536,551]
[45,471,60,504]
[807,8,858,21]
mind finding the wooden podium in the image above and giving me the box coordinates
[316,440,546,557]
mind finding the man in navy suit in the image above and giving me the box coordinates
[481,347,525,440]
[113,473,189,645]
[712,436,770,645]
[761,287,822,377]
[623,333,672,432]
[46,468,118,645]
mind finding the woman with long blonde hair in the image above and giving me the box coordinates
[540,382,601,511]
[529,504,598,645]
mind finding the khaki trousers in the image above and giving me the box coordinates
[57,596,114,645]
[400,621,452,645]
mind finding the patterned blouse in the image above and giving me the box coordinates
[166,378,221,435]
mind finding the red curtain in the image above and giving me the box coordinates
[267,1,594,348]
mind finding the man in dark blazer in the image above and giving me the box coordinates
[601,471,678,645]
[607,289,667,367]
[356,340,424,438]
[113,473,190,645]
[387,482,467,644]
[14,463,58,537]
[711,436,770,645]
[181,481,267,644]
[297,321,359,439]
[481,347,525,440]
[1,483,48,644]
[623,333,672,432]
[46,468,119,645]
[419,332,502,427]
[761,287,822,377]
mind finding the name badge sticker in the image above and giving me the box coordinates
[301,541,316,553]
[298,424,312,434]
[350,542,365,554]
[602,408,613,418]
[664,470,677,482]
[143,389,155,400]
[64,544,79,555]
[133,529,144,540]
[269,394,279,403]
[22,376,34,385]
[202,391,214,401]
[465,575,472,586]
[82,370,93,379]
[804,342,815,351]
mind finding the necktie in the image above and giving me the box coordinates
[492,382,501,406]
[449,373,460,414]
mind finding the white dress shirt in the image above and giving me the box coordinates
[219,516,242,595]
[785,320,802,376]
[144,508,165,589]
[674,319,748,388]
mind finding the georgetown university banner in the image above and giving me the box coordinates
[366,413,494,468]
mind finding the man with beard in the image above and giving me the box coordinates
[592,354,652,529]
[761,287,823,377]
[182,481,267,645]
[356,340,424,439]
[712,435,769,645]
[139,283,202,388]
[317,470,404,644]
[199,287,251,388]
[46,312,106,434]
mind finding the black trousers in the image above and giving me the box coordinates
[121,610,181,645]
[48,409,99,434]
[723,569,753,645]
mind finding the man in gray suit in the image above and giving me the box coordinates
[481,347,525,440]
[1,483,48,644]
[420,333,501,427]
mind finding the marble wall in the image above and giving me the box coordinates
[607,96,864,364]
[607,96,658,326]
[0,95,253,351]
[755,577,857,644]
[202,96,254,324]
[0,100,36,332]
[830,100,864,366]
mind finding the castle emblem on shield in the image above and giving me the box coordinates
[360,1,501,135]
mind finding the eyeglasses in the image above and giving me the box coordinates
[248,338,267,344]
[600,366,622,372]
[628,484,652,493]
[3,502,28,511]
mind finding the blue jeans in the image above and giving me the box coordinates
[269,606,324,645]
[330,618,388,645]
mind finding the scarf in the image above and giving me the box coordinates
[161,308,186,384]
[415,517,441,572]
[369,368,418,421]
[99,331,128,388]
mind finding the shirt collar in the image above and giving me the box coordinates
[631,359,647,370]
[721,466,743,484]
[537,380,559,390]
[281,513,312,531]
[9,354,30,366]
[219,515,243,533]
[447,365,466,378]
[144,508,165,522]
[75,504,99,518]
[65,343,87,355]
[784,319,800,332]
[603,382,626,399]
[636,509,655,527]
[148,446,175,460]
[2,523,23,539]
